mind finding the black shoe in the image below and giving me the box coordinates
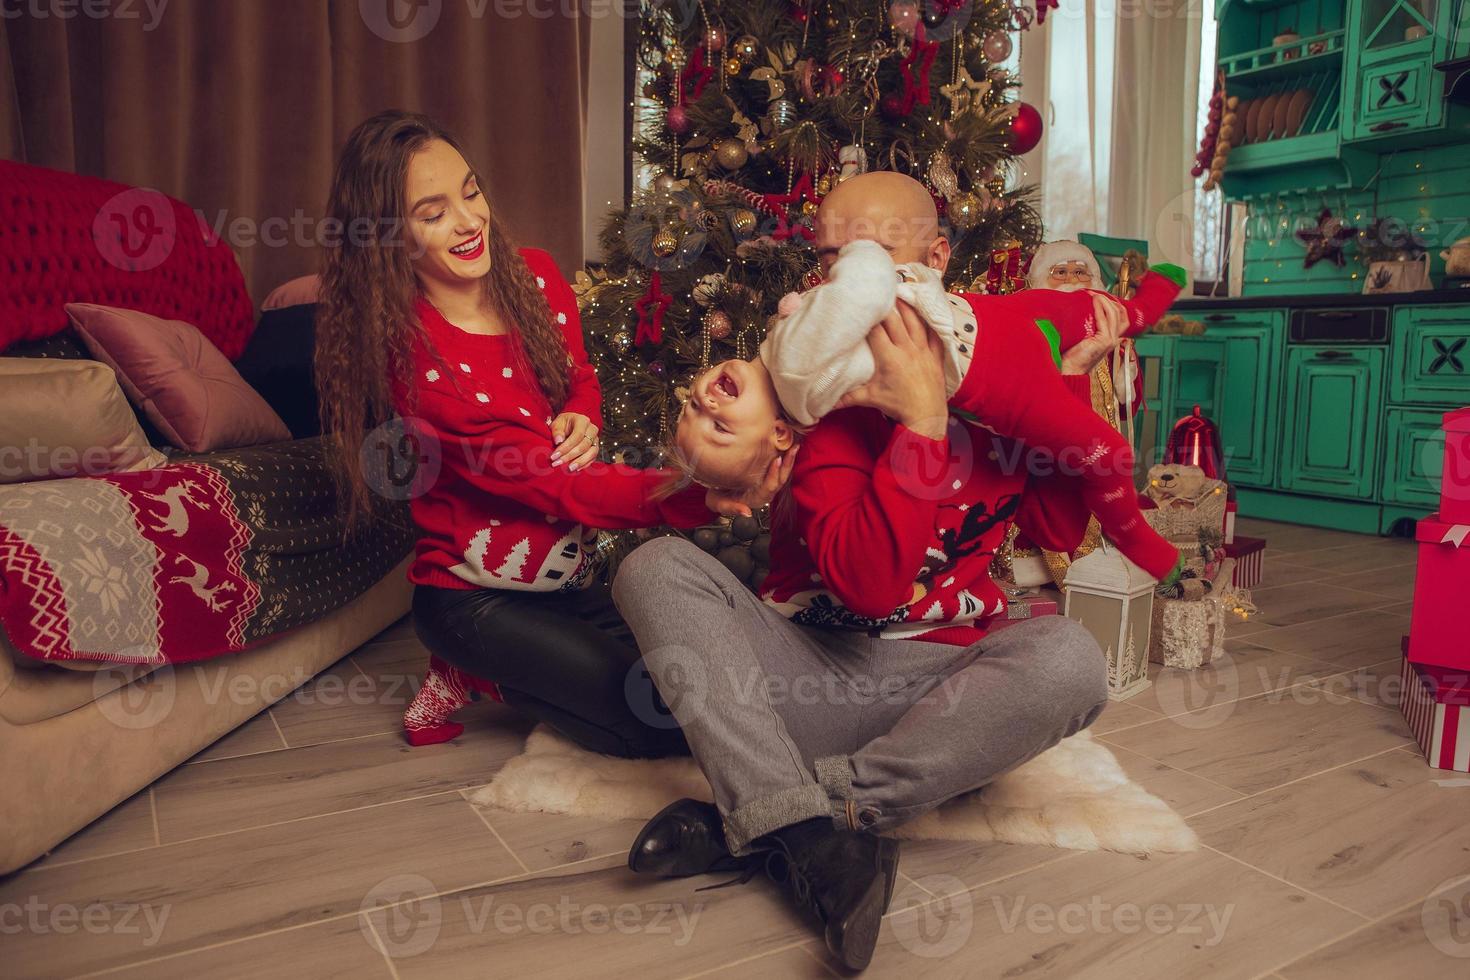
[755,819,900,972]
[629,798,749,877]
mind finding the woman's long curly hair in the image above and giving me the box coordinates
[315,110,572,535]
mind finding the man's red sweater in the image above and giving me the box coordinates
[393,248,711,591]
[760,287,1180,645]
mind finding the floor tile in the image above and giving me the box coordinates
[1100,690,1411,796]
[1243,582,1393,629]
[1248,608,1413,670]
[1102,744,1246,817]
[1,793,520,978]
[97,913,394,980]
[867,847,1362,979]
[1191,749,1470,918]
[1315,566,1418,604]
[1273,539,1416,576]
[153,725,531,842]
[28,790,156,870]
[364,858,812,980]
[465,797,646,874]
[1088,699,1163,736]
[1306,658,1404,710]
[1239,519,1376,556]
[1127,641,1341,718]
[693,942,837,979]
[184,708,287,764]
[1275,876,1470,979]
[888,838,1076,898]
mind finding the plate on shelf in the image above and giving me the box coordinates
[1272,91,1294,140]
[1284,88,1312,137]
[1244,97,1265,143]
[1255,93,1282,140]
[1234,98,1255,143]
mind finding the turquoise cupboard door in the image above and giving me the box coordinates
[1280,347,1386,499]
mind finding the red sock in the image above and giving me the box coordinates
[403,656,503,747]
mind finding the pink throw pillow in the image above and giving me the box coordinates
[66,303,292,453]
[261,274,322,311]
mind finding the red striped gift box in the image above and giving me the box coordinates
[1399,656,1470,773]
[1224,535,1264,589]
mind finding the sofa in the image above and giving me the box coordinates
[0,162,415,874]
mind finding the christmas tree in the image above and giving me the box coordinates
[577,0,1054,464]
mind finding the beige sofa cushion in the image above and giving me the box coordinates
[0,358,166,483]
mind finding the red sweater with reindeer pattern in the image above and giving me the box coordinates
[393,248,712,592]
[759,290,1179,646]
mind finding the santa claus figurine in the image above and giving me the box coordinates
[1026,240,1144,423]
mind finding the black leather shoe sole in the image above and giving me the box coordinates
[825,837,900,972]
[629,799,743,878]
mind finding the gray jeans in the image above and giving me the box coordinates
[611,537,1110,855]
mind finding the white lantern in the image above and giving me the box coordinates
[1062,543,1157,700]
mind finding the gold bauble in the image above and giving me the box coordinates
[801,200,818,216]
[715,138,748,170]
[730,208,757,237]
[653,172,678,193]
[651,227,680,257]
[733,35,758,61]
[703,310,733,340]
[985,176,1006,198]
[949,192,982,231]
[612,330,632,354]
[816,173,834,196]
[725,56,742,76]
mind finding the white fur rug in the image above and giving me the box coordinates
[471,726,1198,854]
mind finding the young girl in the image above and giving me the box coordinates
[314,111,788,757]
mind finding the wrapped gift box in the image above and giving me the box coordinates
[1224,500,1238,545]
[1149,593,1226,670]
[1399,656,1470,773]
[989,591,1060,634]
[1407,514,1470,671]
[1224,535,1265,589]
[1443,407,1470,524]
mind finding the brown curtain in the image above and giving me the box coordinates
[0,0,591,303]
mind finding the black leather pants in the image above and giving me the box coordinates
[411,583,690,759]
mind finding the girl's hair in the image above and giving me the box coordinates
[314,110,572,533]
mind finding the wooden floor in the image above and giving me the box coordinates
[5,518,1465,979]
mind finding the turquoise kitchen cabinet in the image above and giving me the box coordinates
[1132,334,1226,469]
[1197,310,1287,487]
[1279,346,1386,499]
[1343,0,1470,144]
[1383,406,1450,507]
[1391,305,1470,404]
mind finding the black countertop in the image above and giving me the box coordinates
[1174,287,1470,311]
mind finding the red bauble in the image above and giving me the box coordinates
[880,93,908,119]
[667,104,690,134]
[1165,405,1226,483]
[1007,102,1044,154]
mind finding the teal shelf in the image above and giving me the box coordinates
[1221,29,1347,82]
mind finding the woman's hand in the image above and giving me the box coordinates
[706,444,800,518]
[551,412,599,471]
[834,300,948,440]
[1060,293,1128,376]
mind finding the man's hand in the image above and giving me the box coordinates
[551,412,599,471]
[834,300,948,440]
[705,444,800,518]
[1060,293,1128,376]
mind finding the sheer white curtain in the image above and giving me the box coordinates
[1021,1,1208,277]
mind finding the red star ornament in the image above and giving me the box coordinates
[761,172,821,241]
[633,270,673,345]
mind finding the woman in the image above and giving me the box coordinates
[314,111,789,758]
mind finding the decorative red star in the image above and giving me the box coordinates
[680,45,714,103]
[761,172,820,241]
[899,35,939,113]
[633,270,672,345]
[1295,208,1356,269]
[1036,0,1060,24]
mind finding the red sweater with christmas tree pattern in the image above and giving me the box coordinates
[394,248,712,592]
[760,289,1180,645]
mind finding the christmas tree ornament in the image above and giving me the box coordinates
[653,172,678,193]
[1295,208,1356,269]
[703,310,734,340]
[761,171,821,241]
[983,30,1013,62]
[922,5,945,29]
[927,151,960,199]
[680,45,716,102]
[815,172,834,196]
[939,64,990,119]
[801,266,825,290]
[692,272,728,306]
[733,35,758,61]
[888,0,919,36]
[1006,101,1044,154]
[949,191,983,231]
[730,208,757,237]
[666,104,691,134]
[651,227,680,257]
[725,56,742,76]
[769,98,798,130]
[1165,406,1226,484]
[612,330,632,354]
[634,271,673,346]
[704,24,726,52]
[898,35,939,113]
[1036,0,1060,24]
[838,144,868,181]
[985,241,1026,293]
[715,137,749,169]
